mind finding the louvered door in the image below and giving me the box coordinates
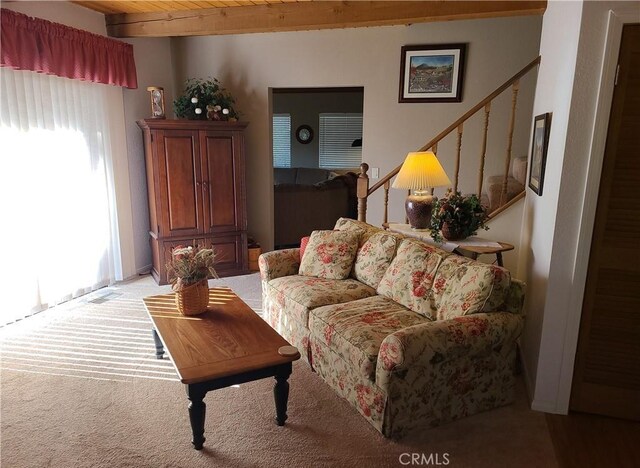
[570,25,640,420]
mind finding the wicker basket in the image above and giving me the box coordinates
[174,279,209,316]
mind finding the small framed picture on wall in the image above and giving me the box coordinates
[528,112,552,195]
[398,43,466,103]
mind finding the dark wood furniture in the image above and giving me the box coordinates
[137,119,249,284]
[143,288,300,450]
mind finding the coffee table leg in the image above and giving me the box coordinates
[152,328,164,359]
[186,385,207,450]
[274,363,292,426]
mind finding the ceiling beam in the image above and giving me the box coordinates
[105,1,547,38]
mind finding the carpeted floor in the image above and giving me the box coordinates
[0,274,557,468]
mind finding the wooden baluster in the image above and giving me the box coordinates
[357,163,369,222]
[477,102,492,196]
[383,180,390,225]
[430,143,438,196]
[501,80,520,206]
[453,123,463,192]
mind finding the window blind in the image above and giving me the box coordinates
[272,114,291,168]
[319,113,363,169]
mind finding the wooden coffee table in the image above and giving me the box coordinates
[143,287,300,450]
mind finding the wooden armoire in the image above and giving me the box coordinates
[137,119,249,285]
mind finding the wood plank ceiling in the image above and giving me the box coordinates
[73,1,303,15]
[72,1,547,38]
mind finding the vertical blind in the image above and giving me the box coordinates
[0,67,119,324]
[319,113,363,169]
[272,113,291,168]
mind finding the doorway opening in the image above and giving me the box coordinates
[271,87,364,249]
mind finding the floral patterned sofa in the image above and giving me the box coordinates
[259,218,525,438]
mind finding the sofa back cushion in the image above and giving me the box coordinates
[377,239,447,319]
[274,168,297,185]
[296,168,332,185]
[299,230,360,279]
[334,217,382,245]
[436,261,511,320]
[300,236,311,261]
[352,231,402,289]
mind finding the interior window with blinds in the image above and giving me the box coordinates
[319,113,363,169]
[272,114,291,168]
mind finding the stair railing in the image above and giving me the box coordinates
[357,56,541,224]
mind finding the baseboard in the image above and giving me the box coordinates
[136,264,152,275]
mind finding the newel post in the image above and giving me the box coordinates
[357,163,369,222]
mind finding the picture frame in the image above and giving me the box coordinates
[147,86,166,119]
[528,112,552,195]
[399,43,466,103]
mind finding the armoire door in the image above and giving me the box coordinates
[200,131,246,233]
[570,25,640,420]
[156,130,204,237]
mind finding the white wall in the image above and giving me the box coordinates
[171,16,542,251]
[122,38,175,274]
[518,0,639,413]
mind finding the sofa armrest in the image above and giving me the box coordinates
[375,312,524,386]
[258,249,300,282]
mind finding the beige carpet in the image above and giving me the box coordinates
[0,274,557,468]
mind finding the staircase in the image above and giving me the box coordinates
[356,56,541,225]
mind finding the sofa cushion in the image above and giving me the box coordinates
[310,295,428,381]
[296,167,332,185]
[268,275,376,327]
[334,217,382,245]
[300,236,310,261]
[274,168,297,185]
[299,230,360,279]
[436,262,511,320]
[353,231,402,289]
[377,239,447,320]
[431,255,475,310]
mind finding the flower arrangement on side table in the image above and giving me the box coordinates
[166,244,218,315]
[430,190,489,243]
[174,77,240,121]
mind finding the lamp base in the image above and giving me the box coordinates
[405,193,434,230]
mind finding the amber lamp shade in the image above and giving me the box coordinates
[392,151,451,230]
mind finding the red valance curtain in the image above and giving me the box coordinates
[0,8,137,89]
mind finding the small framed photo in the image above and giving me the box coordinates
[147,86,166,119]
[399,43,466,103]
[528,113,552,195]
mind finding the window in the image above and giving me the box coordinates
[319,113,363,169]
[272,114,291,168]
[0,68,121,324]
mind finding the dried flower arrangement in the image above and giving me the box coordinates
[166,244,218,291]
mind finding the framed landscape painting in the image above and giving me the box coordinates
[399,43,466,103]
[528,113,552,195]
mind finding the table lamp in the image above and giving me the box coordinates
[392,151,451,230]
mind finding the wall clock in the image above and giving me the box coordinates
[295,125,314,144]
